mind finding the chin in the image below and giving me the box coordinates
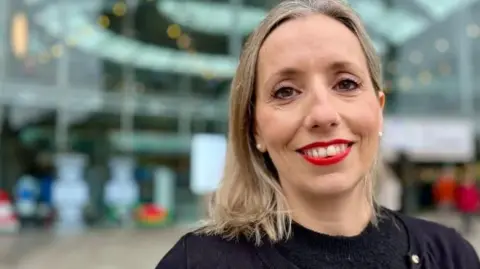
[305,173,362,197]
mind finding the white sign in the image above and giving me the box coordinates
[381,117,475,162]
[190,134,227,195]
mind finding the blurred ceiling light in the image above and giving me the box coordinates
[97,15,110,28]
[434,38,449,53]
[418,70,432,85]
[466,23,480,38]
[438,62,451,75]
[177,34,191,49]
[113,2,127,17]
[399,76,413,91]
[409,51,423,65]
[167,24,182,39]
[51,44,63,58]
[11,12,29,59]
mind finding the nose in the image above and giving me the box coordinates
[303,89,340,132]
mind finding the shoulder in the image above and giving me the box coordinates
[155,231,263,269]
[394,212,480,267]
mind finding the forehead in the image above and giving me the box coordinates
[258,14,368,77]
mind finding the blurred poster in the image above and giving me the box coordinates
[190,134,227,195]
[382,117,474,162]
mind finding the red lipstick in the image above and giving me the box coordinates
[298,139,353,166]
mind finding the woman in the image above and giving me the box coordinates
[455,163,479,234]
[157,0,480,268]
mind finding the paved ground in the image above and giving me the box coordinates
[0,213,479,269]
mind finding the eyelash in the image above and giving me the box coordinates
[271,86,298,100]
[334,78,362,92]
[271,77,361,100]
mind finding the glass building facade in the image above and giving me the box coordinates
[0,0,480,227]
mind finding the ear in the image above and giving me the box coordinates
[377,91,385,110]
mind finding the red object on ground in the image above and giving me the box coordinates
[0,189,19,232]
[137,204,168,224]
[456,184,480,213]
[433,176,457,205]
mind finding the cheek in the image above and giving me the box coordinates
[345,97,382,137]
[255,107,301,148]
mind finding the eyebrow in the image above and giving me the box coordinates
[262,68,302,89]
[327,60,363,74]
[263,60,363,88]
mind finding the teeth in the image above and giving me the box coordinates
[318,147,327,157]
[304,144,349,158]
[326,145,337,156]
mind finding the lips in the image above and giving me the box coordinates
[297,139,353,166]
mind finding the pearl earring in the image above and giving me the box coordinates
[256,143,263,151]
[378,131,383,137]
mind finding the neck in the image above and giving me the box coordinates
[286,183,372,237]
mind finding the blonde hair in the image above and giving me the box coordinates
[200,0,383,245]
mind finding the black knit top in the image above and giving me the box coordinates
[156,209,480,269]
[274,213,410,269]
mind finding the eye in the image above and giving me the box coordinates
[334,79,360,92]
[272,86,299,100]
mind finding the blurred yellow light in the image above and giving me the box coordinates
[418,70,432,85]
[11,12,29,59]
[399,76,412,91]
[113,2,127,17]
[51,44,63,57]
[97,15,110,28]
[177,34,191,49]
[438,63,451,76]
[166,24,182,39]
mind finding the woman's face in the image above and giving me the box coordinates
[254,14,385,198]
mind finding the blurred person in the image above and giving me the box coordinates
[433,165,457,212]
[396,151,419,214]
[37,163,55,227]
[455,163,479,234]
[156,0,480,268]
[13,168,40,228]
[375,160,402,211]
